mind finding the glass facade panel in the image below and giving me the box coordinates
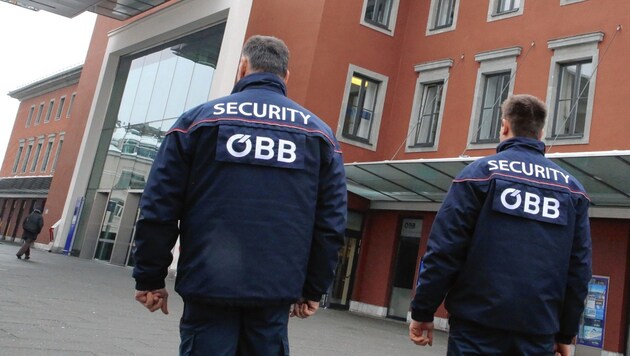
[85,22,226,260]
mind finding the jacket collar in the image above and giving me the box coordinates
[496,137,546,155]
[231,72,287,96]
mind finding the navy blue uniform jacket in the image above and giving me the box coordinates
[132,73,347,305]
[411,137,592,343]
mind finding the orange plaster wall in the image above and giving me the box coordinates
[590,219,630,353]
[351,211,400,306]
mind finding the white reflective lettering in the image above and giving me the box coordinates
[213,103,225,115]
[500,188,521,210]
[488,160,498,171]
[277,139,297,163]
[543,198,560,219]
[523,192,540,215]
[498,160,509,171]
[239,102,252,116]
[226,102,238,115]
[255,136,275,160]
[226,134,251,157]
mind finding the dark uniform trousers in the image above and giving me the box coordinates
[179,302,290,356]
[447,318,556,356]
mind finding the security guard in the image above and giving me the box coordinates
[409,95,592,356]
[132,35,347,355]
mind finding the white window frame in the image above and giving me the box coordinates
[25,106,35,128]
[12,140,25,174]
[30,137,44,173]
[51,134,65,173]
[21,140,34,173]
[426,0,460,36]
[66,92,76,118]
[44,99,54,123]
[41,135,56,172]
[467,46,521,150]
[336,64,388,151]
[487,0,524,22]
[406,59,452,153]
[360,0,400,36]
[35,102,44,125]
[56,96,66,120]
[544,32,603,146]
[560,0,586,5]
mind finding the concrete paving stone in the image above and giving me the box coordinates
[0,240,448,355]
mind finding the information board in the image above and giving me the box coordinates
[577,276,609,349]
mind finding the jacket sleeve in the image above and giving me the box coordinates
[410,178,483,322]
[132,131,191,291]
[556,197,592,344]
[301,148,347,301]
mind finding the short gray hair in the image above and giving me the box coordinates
[242,35,289,78]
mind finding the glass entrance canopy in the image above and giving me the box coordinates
[346,151,630,208]
[1,0,169,20]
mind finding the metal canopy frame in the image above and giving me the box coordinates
[346,151,630,210]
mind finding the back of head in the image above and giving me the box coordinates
[241,35,289,79]
[501,94,547,139]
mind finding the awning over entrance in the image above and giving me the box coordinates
[345,151,630,213]
[0,176,52,198]
[0,0,169,20]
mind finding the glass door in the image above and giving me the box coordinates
[328,235,360,308]
[387,218,422,320]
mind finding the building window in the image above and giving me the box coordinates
[44,100,54,123]
[467,47,520,148]
[12,143,24,173]
[30,140,43,172]
[35,103,44,125]
[361,0,400,35]
[407,59,452,152]
[25,106,35,128]
[427,0,459,35]
[41,139,54,172]
[56,96,66,120]
[51,137,64,173]
[66,93,76,118]
[337,65,388,150]
[488,0,524,21]
[476,72,511,143]
[551,61,592,138]
[413,82,443,147]
[21,143,33,173]
[545,32,603,145]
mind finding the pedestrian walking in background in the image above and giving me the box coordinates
[132,35,347,355]
[16,206,44,260]
[409,94,592,356]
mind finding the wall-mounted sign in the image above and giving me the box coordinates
[577,276,609,349]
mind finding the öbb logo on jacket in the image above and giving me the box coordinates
[216,125,305,169]
[492,179,569,226]
[226,134,296,163]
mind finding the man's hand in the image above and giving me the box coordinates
[409,320,434,346]
[135,288,169,315]
[289,299,319,319]
[554,342,571,356]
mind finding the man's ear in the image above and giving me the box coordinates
[236,56,248,81]
[501,118,510,136]
[283,69,290,85]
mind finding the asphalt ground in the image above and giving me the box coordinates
[0,240,447,355]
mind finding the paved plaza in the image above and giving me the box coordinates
[0,241,447,355]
